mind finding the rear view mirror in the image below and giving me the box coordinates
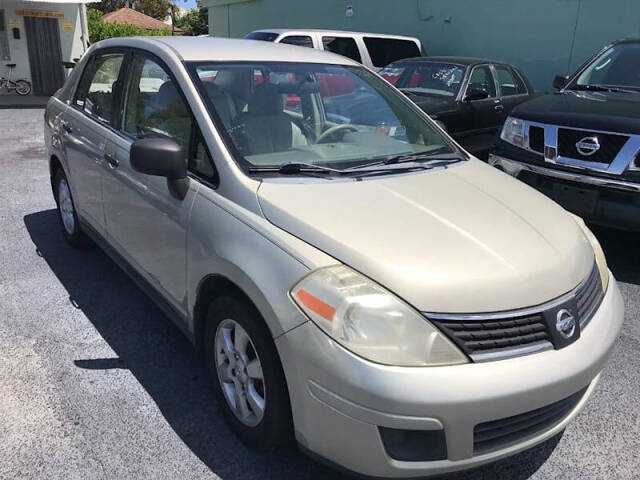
[464,88,490,102]
[131,138,189,199]
[552,75,568,90]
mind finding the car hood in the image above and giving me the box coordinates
[512,90,640,133]
[257,160,594,313]
[401,92,457,115]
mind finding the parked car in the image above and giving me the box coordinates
[245,29,423,71]
[45,36,623,479]
[490,39,640,230]
[380,57,536,157]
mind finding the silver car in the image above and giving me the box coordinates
[44,37,624,478]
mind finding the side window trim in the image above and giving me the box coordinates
[72,47,130,130]
[120,48,219,187]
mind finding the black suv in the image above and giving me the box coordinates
[490,39,640,230]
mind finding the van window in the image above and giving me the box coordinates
[322,36,362,63]
[363,37,421,68]
[280,35,313,48]
[244,31,278,42]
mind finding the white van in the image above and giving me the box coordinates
[245,29,423,70]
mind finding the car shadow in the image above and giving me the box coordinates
[24,208,563,480]
[590,225,640,286]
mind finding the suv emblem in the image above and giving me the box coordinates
[575,136,600,156]
[556,309,576,339]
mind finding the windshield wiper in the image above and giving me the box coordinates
[569,84,639,94]
[247,162,345,175]
[346,150,464,171]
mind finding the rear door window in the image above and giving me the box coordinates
[494,66,527,96]
[322,36,362,62]
[75,52,125,124]
[280,35,313,48]
[363,37,421,68]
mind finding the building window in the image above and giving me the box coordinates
[0,11,10,61]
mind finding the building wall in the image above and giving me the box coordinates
[1,1,87,90]
[202,0,640,91]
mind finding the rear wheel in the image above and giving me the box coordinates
[53,168,89,247]
[14,80,31,96]
[204,295,292,451]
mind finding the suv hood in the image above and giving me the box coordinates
[513,90,640,133]
[257,160,594,313]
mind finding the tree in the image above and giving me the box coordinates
[87,8,171,43]
[175,7,208,36]
[93,0,171,20]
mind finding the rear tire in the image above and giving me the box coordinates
[53,168,89,248]
[14,80,31,96]
[204,295,293,451]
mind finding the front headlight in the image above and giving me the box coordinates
[291,266,468,367]
[500,116,525,148]
[571,214,609,292]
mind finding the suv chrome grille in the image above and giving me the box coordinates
[427,263,604,362]
[557,128,628,164]
[473,386,587,455]
[528,125,545,154]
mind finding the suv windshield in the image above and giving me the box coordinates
[189,62,457,171]
[379,62,465,97]
[571,43,640,91]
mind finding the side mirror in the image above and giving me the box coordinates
[131,138,189,199]
[464,88,490,102]
[552,74,568,90]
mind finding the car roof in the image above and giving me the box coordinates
[388,56,506,67]
[250,28,419,42]
[92,36,359,65]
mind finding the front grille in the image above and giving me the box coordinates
[557,128,628,164]
[528,126,544,153]
[430,314,550,361]
[575,262,604,328]
[427,263,604,362]
[473,387,587,455]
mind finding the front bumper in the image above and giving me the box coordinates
[275,273,624,478]
[488,153,640,231]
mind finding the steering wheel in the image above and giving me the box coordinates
[316,124,358,144]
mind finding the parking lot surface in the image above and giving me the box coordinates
[1,108,639,479]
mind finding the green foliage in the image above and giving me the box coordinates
[175,7,208,36]
[87,8,171,44]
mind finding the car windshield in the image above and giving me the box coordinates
[379,62,465,97]
[189,61,458,171]
[572,43,640,91]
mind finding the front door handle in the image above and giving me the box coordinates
[494,104,505,111]
[105,153,119,168]
[61,121,72,134]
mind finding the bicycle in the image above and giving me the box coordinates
[0,64,32,96]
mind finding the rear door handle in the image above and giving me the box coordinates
[105,153,119,168]
[494,104,505,111]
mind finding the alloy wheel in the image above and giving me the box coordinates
[58,178,75,235]
[214,319,266,427]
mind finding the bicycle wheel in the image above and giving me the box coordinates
[14,80,31,96]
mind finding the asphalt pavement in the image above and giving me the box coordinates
[0,108,638,479]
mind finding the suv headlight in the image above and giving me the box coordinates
[572,214,609,292]
[291,266,468,367]
[500,116,525,148]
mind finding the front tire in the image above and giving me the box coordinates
[53,168,89,247]
[204,295,292,451]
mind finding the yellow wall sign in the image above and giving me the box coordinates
[62,21,73,31]
[16,9,64,19]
